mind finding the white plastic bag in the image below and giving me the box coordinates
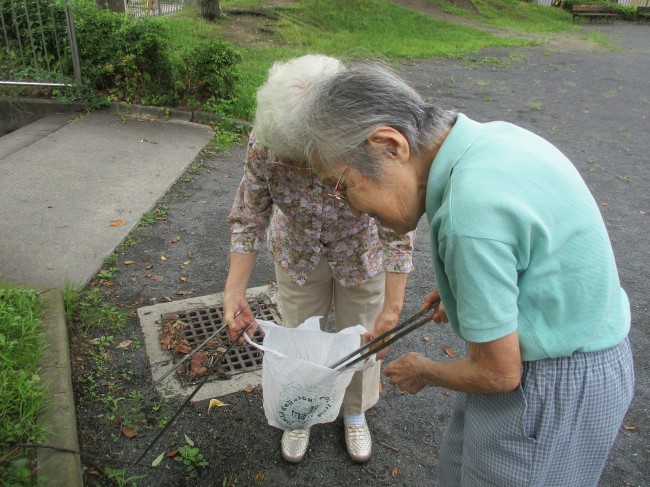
[245,317,375,431]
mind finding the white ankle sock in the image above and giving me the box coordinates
[345,413,365,425]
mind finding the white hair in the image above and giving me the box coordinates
[304,62,457,180]
[254,54,345,163]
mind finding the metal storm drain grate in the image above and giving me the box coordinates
[159,296,281,387]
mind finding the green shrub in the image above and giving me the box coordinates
[69,1,174,103]
[173,39,241,108]
[612,4,636,21]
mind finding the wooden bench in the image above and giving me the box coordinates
[638,6,650,24]
[572,5,618,24]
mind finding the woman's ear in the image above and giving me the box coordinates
[367,127,410,163]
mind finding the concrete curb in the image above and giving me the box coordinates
[37,289,83,487]
[110,102,252,130]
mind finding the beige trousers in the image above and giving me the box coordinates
[274,259,384,416]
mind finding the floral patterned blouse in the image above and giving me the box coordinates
[228,133,415,287]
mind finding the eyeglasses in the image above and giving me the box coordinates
[326,167,350,203]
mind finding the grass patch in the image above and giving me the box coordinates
[156,0,576,120]
[440,0,574,33]
[0,287,47,485]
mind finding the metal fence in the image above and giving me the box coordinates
[0,0,81,87]
[125,0,185,18]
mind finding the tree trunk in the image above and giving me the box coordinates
[96,0,125,13]
[201,0,222,20]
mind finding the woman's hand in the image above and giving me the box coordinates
[223,292,257,343]
[364,308,400,361]
[422,288,447,323]
[384,352,429,394]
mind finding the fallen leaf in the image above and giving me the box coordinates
[152,451,165,467]
[208,398,229,413]
[442,391,450,396]
[117,340,132,349]
[600,201,608,206]
[183,260,191,265]
[160,255,167,261]
[423,336,430,342]
[145,264,154,270]
[188,252,193,259]
[444,346,455,358]
[165,449,179,458]
[391,467,399,478]
[243,386,255,393]
[190,352,209,380]
[176,290,194,296]
[145,273,164,282]
[171,236,181,243]
[110,220,126,227]
[122,260,134,265]
[641,211,646,215]
[180,277,187,282]
[623,425,637,431]
[254,472,264,484]
[160,335,171,350]
[174,343,192,354]
[121,426,137,438]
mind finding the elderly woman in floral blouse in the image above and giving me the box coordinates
[223,55,415,464]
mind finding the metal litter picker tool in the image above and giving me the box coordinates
[133,320,254,466]
[329,298,441,372]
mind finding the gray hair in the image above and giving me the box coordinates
[303,62,457,179]
[254,54,345,163]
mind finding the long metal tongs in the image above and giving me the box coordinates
[115,309,247,423]
[133,320,254,465]
[329,298,441,372]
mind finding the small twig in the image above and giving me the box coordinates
[378,441,400,453]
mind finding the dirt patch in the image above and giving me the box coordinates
[216,0,297,46]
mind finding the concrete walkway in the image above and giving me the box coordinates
[0,106,214,289]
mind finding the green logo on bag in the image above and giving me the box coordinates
[279,383,334,426]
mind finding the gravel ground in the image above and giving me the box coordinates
[72,23,649,486]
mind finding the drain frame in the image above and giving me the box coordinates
[160,295,281,387]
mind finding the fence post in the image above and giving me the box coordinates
[63,0,82,86]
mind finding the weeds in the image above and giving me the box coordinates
[0,287,47,484]
[175,435,209,479]
[90,334,115,351]
[105,467,143,486]
[139,206,169,228]
[204,120,250,157]
[64,285,126,334]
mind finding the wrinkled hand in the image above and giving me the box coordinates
[363,309,400,361]
[422,289,447,323]
[384,352,429,395]
[223,292,257,343]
